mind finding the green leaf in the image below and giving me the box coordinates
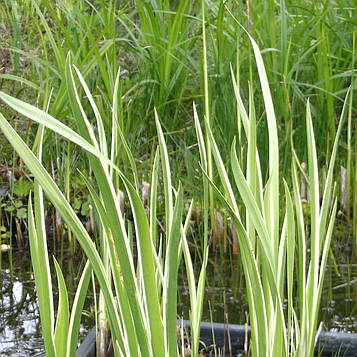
[121,173,165,357]
[164,184,183,356]
[17,207,27,219]
[53,257,69,357]
[28,196,56,357]
[67,261,92,357]
[0,111,122,347]
[155,110,173,238]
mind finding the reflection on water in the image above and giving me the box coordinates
[178,255,357,333]
[0,250,356,356]
[321,265,357,332]
[0,269,44,356]
[0,249,91,356]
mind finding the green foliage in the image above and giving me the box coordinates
[3,177,33,222]
[0,1,355,356]
[13,176,32,197]
[1,0,355,193]
[197,32,345,357]
[0,60,199,356]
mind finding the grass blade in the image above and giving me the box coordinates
[164,184,183,356]
[0,111,123,344]
[53,257,69,357]
[66,260,92,357]
[120,174,165,357]
[28,196,56,357]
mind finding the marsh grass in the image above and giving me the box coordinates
[196,29,349,357]
[0,58,210,356]
[0,39,350,357]
[1,0,355,194]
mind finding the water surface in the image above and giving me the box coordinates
[0,249,356,356]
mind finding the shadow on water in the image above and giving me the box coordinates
[0,248,356,356]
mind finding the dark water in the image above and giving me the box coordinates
[0,250,356,356]
[0,249,91,357]
[178,255,357,332]
[0,268,43,356]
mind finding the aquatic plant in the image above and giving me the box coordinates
[0,41,349,356]
[0,59,202,356]
[199,30,349,357]
[0,1,353,355]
